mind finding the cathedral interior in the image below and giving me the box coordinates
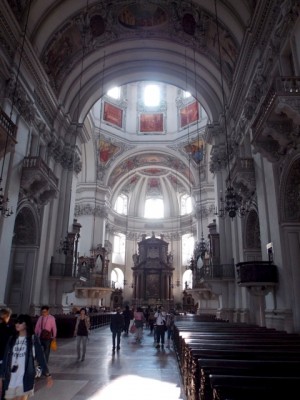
[0,0,300,333]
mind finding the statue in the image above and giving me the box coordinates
[132,253,139,266]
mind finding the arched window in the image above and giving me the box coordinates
[112,233,126,264]
[182,269,193,290]
[182,233,194,266]
[111,268,124,289]
[181,194,192,215]
[144,198,164,218]
[143,84,160,107]
[107,86,121,100]
[114,194,128,215]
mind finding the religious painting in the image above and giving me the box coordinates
[184,138,204,164]
[145,274,160,299]
[140,113,164,133]
[44,25,82,81]
[118,5,167,29]
[180,101,199,128]
[103,102,123,128]
[98,139,119,164]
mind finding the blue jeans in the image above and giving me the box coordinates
[76,336,88,359]
[40,338,52,362]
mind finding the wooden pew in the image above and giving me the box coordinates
[198,359,300,400]
[209,374,300,400]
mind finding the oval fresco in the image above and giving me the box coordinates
[118,4,167,28]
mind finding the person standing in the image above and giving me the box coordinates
[154,306,167,348]
[110,308,124,352]
[122,305,131,335]
[0,314,53,400]
[0,308,16,400]
[34,306,57,363]
[165,310,175,348]
[133,307,145,344]
[74,308,90,361]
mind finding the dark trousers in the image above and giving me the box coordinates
[124,319,130,334]
[112,330,121,348]
[40,338,52,362]
[156,325,165,345]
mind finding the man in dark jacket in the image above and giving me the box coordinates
[110,308,125,352]
[0,308,15,400]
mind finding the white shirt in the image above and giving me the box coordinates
[154,311,166,325]
[9,337,27,388]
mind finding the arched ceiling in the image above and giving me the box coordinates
[11,0,254,123]
[5,0,256,215]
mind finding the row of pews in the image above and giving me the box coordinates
[173,314,300,400]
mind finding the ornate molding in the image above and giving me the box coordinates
[20,156,59,206]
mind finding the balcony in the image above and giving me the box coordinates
[20,156,59,205]
[194,264,235,287]
[251,76,300,162]
[230,157,256,198]
[236,261,278,288]
[0,107,17,158]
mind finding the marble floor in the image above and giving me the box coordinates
[34,325,186,400]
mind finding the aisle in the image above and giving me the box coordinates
[34,325,186,400]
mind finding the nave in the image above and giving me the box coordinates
[33,325,185,400]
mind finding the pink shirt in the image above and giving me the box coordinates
[34,314,57,338]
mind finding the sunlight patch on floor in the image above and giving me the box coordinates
[88,375,183,400]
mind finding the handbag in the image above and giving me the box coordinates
[50,339,57,351]
[40,329,52,340]
[130,323,137,334]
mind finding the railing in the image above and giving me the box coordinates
[0,107,17,139]
[23,156,59,187]
[195,264,235,283]
[236,261,278,286]
[252,76,300,138]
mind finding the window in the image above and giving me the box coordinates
[107,87,121,100]
[183,90,192,99]
[111,268,124,289]
[112,233,126,265]
[181,194,192,215]
[144,198,164,218]
[143,84,160,107]
[114,194,128,215]
[182,233,194,266]
[183,269,193,290]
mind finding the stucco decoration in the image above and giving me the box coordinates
[40,0,239,93]
[108,153,195,188]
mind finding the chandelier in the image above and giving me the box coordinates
[214,0,250,220]
[217,186,251,219]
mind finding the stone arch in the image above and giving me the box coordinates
[13,206,39,246]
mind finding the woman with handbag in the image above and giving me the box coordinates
[0,314,53,400]
[34,306,57,363]
[73,308,90,361]
[133,307,145,344]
